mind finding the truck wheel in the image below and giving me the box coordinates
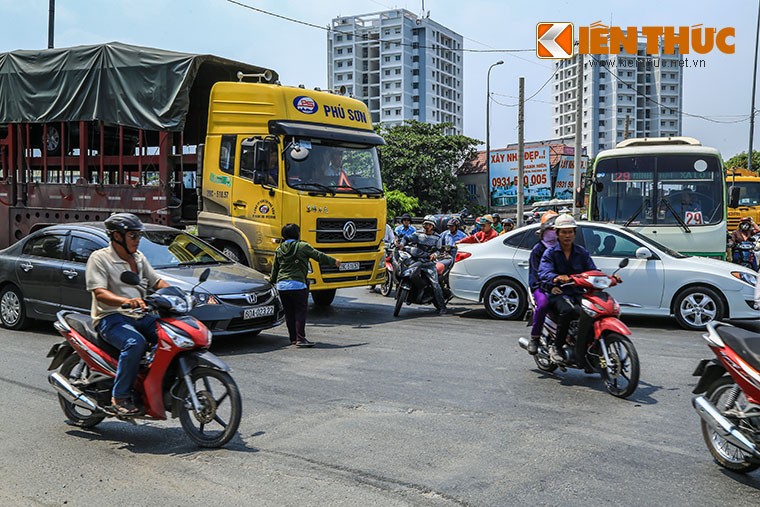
[311,289,336,306]
[221,243,248,266]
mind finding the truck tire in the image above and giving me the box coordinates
[221,243,248,266]
[311,289,336,306]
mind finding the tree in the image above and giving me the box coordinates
[384,186,419,222]
[376,121,481,214]
[725,151,760,172]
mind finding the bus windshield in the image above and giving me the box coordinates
[285,138,383,195]
[592,154,724,226]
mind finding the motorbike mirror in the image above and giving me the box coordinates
[618,257,629,268]
[200,267,211,283]
[120,271,141,286]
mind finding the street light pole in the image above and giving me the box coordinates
[486,60,504,214]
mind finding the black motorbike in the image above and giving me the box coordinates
[392,245,453,317]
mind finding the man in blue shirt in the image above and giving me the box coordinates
[436,218,466,271]
[537,214,597,364]
[395,213,416,239]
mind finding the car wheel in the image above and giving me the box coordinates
[0,285,28,330]
[673,286,724,331]
[483,279,527,320]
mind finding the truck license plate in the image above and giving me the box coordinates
[339,262,360,271]
[244,305,275,319]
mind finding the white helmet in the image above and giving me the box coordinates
[553,214,577,229]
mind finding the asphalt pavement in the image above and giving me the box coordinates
[1,287,759,506]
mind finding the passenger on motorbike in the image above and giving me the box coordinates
[85,213,170,415]
[458,215,499,244]
[729,217,760,270]
[395,213,416,239]
[492,213,503,234]
[538,214,617,364]
[526,211,559,355]
[437,218,466,271]
[397,215,448,314]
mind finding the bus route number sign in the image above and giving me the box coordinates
[684,211,703,225]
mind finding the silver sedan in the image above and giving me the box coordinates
[450,222,759,330]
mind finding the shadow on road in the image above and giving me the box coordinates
[532,368,663,404]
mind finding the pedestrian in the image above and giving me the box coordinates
[269,224,341,347]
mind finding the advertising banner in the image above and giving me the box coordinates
[489,146,551,206]
[554,155,589,200]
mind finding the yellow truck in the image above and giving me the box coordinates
[198,81,387,305]
[726,167,760,232]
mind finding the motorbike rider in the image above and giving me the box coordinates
[492,213,503,234]
[85,213,170,415]
[501,218,515,234]
[526,211,559,355]
[395,213,416,239]
[437,218,466,271]
[729,217,760,270]
[396,215,448,315]
[538,214,609,364]
[458,214,499,244]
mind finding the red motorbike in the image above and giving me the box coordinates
[46,269,242,448]
[519,258,640,398]
[692,321,760,473]
[379,245,395,297]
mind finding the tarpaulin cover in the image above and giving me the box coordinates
[0,41,277,132]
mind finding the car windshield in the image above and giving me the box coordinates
[622,227,689,258]
[138,231,232,268]
[285,138,383,195]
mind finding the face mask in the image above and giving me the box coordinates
[741,224,751,231]
[542,229,557,245]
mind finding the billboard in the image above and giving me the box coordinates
[554,155,589,200]
[489,146,551,207]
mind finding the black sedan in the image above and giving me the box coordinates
[0,223,284,337]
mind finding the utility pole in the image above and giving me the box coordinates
[517,76,525,226]
[48,0,55,49]
[749,0,760,173]
[572,53,583,218]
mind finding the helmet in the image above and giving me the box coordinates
[553,214,577,229]
[741,217,752,223]
[401,213,412,221]
[478,214,494,225]
[492,213,501,222]
[447,218,459,227]
[422,215,436,227]
[105,213,145,236]
[540,210,559,225]
[504,218,515,225]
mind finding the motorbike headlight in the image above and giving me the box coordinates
[159,322,195,348]
[588,276,611,289]
[162,295,190,313]
[731,271,758,287]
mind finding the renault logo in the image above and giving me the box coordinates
[245,293,258,305]
[342,221,357,241]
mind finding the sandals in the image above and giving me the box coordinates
[110,398,140,415]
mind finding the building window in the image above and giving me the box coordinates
[337,49,343,55]
[395,82,401,88]
[347,47,352,54]
[599,108,605,114]
[337,62,343,68]
[412,82,419,89]
[337,75,343,81]
[395,95,401,102]
[337,35,343,42]
[395,55,401,61]
[395,68,401,75]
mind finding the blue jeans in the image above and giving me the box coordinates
[98,313,159,400]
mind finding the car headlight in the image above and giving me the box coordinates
[731,271,758,287]
[159,322,195,348]
[196,293,220,305]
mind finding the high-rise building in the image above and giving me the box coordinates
[552,39,683,156]
[328,9,464,133]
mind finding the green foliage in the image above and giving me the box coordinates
[376,121,481,214]
[725,151,760,171]
[384,186,419,222]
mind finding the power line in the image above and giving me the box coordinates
[225,0,535,54]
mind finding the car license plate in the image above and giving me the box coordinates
[339,262,360,271]
[244,305,275,319]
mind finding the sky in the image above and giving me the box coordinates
[0,0,757,159]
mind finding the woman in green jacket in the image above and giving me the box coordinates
[270,224,340,347]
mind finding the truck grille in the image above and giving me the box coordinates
[315,218,377,243]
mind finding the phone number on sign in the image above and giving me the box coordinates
[492,174,547,189]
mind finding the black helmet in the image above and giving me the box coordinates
[401,213,412,221]
[492,213,501,222]
[105,213,145,236]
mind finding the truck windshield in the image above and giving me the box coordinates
[285,139,383,195]
[730,181,760,206]
[593,154,724,226]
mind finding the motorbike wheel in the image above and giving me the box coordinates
[379,275,393,297]
[533,347,558,373]
[57,355,107,428]
[597,333,639,398]
[701,377,760,473]
[176,367,242,448]
[393,286,409,317]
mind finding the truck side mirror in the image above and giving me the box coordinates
[575,187,585,209]
[729,186,740,208]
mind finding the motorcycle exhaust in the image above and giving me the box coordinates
[518,337,530,350]
[692,395,760,457]
[48,372,100,412]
